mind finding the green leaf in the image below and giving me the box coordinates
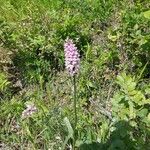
[87,81,94,88]
[62,117,74,150]
[116,74,125,85]
[148,113,150,122]
[137,108,148,118]
[85,43,92,60]
[108,32,120,42]
[142,113,150,127]
[128,101,136,119]
[143,10,150,19]
[129,121,137,127]
[64,117,73,136]
[145,87,150,95]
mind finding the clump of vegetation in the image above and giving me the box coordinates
[0,0,150,149]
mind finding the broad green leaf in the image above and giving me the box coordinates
[130,121,137,127]
[62,117,73,150]
[116,74,125,85]
[64,117,73,136]
[143,10,150,19]
[145,88,150,95]
[137,108,148,118]
[142,113,150,127]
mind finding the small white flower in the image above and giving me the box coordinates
[21,103,37,119]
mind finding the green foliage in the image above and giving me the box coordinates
[0,72,10,92]
[63,117,74,149]
[0,86,65,149]
[143,10,150,19]
[0,0,117,83]
[107,2,150,76]
[111,73,150,149]
[0,0,150,149]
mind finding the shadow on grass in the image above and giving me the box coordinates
[79,142,104,150]
[78,120,149,150]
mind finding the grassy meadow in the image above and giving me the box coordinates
[0,0,150,149]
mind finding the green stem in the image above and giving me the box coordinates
[73,75,77,150]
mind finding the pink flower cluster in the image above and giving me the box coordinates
[64,38,80,76]
[21,103,37,119]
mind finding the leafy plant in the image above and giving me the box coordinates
[111,73,150,149]
[0,72,10,92]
